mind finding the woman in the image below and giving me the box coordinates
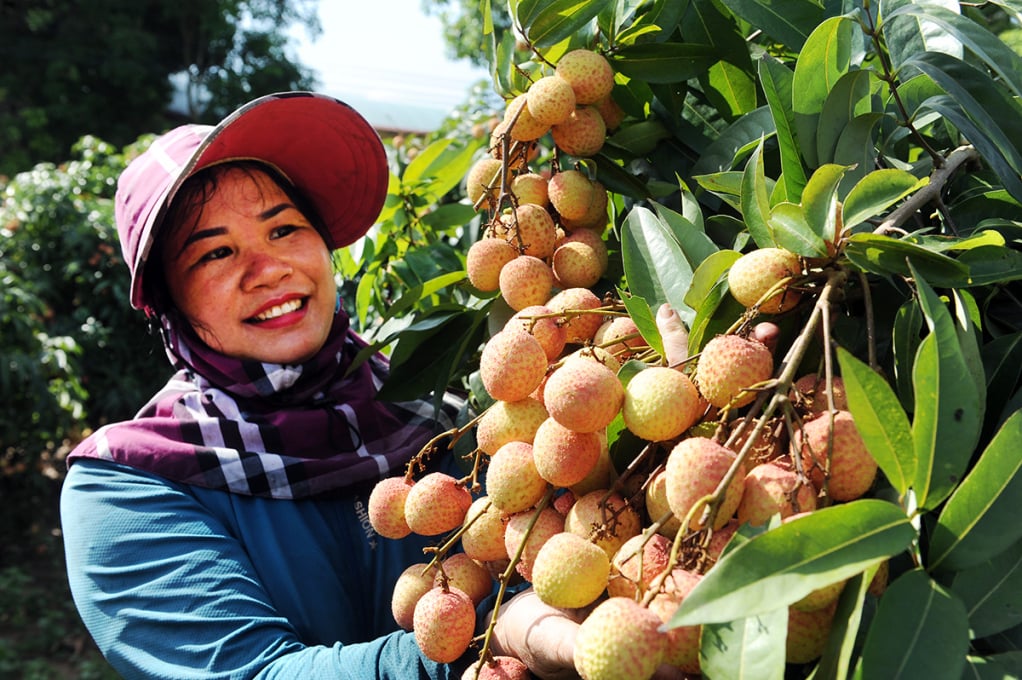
[60,92,584,680]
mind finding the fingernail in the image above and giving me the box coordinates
[657,303,676,320]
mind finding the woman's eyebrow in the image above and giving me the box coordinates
[259,203,295,220]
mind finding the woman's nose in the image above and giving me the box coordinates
[241,250,293,289]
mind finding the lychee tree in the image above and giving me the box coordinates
[352,1,1022,677]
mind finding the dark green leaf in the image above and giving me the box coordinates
[651,201,719,266]
[815,566,879,680]
[816,69,874,165]
[670,500,914,625]
[833,112,886,191]
[951,539,1022,638]
[929,409,1022,572]
[610,42,718,83]
[859,569,969,679]
[837,346,914,501]
[843,233,971,287]
[517,0,610,47]
[716,0,824,51]
[690,106,776,175]
[981,333,1022,435]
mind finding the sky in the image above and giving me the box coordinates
[290,1,492,132]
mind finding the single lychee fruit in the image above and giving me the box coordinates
[367,475,414,539]
[504,93,549,142]
[460,496,509,562]
[593,315,646,359]
[736,461,817,527]
[526,74,576,125]
[499,255,555,311]
[573,597,667,680]
[695,334,774,409]
[412,586,476,663]
[391,562,437,630]
[479,328,549,402]
[622,366,703,442]
[510,172,549,207]
[594,94,625,130]
[645,468,683,539]
[665,437,746,531]
[531,416,602,487]
[555,49,616,105]
[505,203,557,259]
[461,656,531,680]
[791,374,849,414]
[545,287,604,344]
[467,238,518,292]
[551,106,607,157]
[436,552,494,606]
[404,472,473,536]
[795,410,877,501]
[548,169,596,222]
[565,344,622,375]
[475,396,549,455]
[531,531,610,608]
[564,489,641,559]
[727,247,802,313]
[607,532,672,599]
[551,240,605,289]
[786,600,838,664]
[558,227,609,273]
[506,305,567,361]
[465,156,503,211]
[487,440,549,514]
[561,180,609,231]
[705,518,739,564]
[543,358,624,433]
[504,506,565,581]
[649,568,703,674]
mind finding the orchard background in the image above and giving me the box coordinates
[4,0,1022,678]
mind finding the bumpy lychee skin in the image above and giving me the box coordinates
[649,568,703,674]
[728,247,802,313]
[504,93,549,142]
[511,171,549,207]
[543,358,623,434]
[465,157,503,210]
[623,366,703,442]
[467,238,518,292]
[607,532,672,599]
[795,410,877,501]
[532,531,610,608]
[545,287,604,344]
[507,203,557,259]
[404,472,473,536]
[367,475,414,539]
[548,169,596,221]
[479,328,549,402]
[791,374,849,413]
[593,315,645,359]
[487,441,549,514]
[499,255,555,312]
[565,489,641,559]
[645,469,683,539]
[532,416,602,487]
[561,180,609,231]
[573,597,666,680]
[436,552,493,606]
[506,305,567,361]
[460,496,509,562]
[526,74,577,125]
[461,656,531,680]
[391,562,436,630]
[594,94,625,130]
[475,396,549,455]
[504,506,565,581]
[555,49,616,105]
[413,586,476,663]
[551,106,606,157]
[552,240,604,289]
[695,334,774,409]
[787,600,838,664]
[558,227,609,273]
[665,437,746,531]
[736,461,817,527]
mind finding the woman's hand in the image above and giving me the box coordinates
[488,588,583,679]
[656,303,690,368]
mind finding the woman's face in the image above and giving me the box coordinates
[161,167,337,364]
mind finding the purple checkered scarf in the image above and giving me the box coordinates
[66,310,454,499]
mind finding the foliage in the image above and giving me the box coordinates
[0,0,318,177]
[355,0,1022,676]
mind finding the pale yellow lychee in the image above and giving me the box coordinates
[475,396,549,455]
[465,156,503,210]
[564,489,641,559]
[531,531,610,608]
[412,586,476,663]
[545,287,604,344]
[486,440,549,514]
[504,506,565,581]
[460,496,509,562]
[555,49,616,105]
[543,358,623,433]
[573,597,666,680]
[728,247,802,313]
[551,106,606,157]
[531,416,602,487]
[391,562,437,630]
[795,410,877,502]
[367,475,414,539]
[548,169,596,221]
[526,75,577,125]
[622,366,703,442]
[505,304,567,361]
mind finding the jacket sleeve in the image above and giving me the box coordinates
[60,459,469,680]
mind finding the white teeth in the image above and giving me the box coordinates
[254,299,302,321]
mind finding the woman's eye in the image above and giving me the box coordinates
[198,246,231,263]
[271,224,300,239]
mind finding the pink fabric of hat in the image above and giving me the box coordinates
[115,91,389,310]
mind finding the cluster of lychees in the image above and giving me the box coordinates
[368,47,881,680]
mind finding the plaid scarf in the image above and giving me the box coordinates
[66,310,455,499]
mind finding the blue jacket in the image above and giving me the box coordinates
[61,458,475,680]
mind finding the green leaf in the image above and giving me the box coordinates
[843,233,971,287]
[841,169,927,230]
[621,206,697,326]
[687,276,747,355]
[690,106,777,175]
[858,569,969,679]
[892,298,924,411]
[610,42,718,83]
[911,267,984,510]
[715,0,824,51]
[618,291,663,359]
[981,333,1022,435]
[768,201,828,257]
[832,112,886,191]
[816,69,875,166]
[669,500,915,625]
[928,409,1022,572]
[759,54,807,201]
[699,608,787,680]
[741,137,776,248]
[802,163,847,248]
[650,201,719,266]
[516,0,610,47]
[837,346,914,501]
[951,539,1022,638]
[685,250,742,312]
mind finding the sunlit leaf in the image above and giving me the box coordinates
[802,163,847,247]
[816,70,874,165]
[699,608,787,680]
[759,54,807,201]
[621,206,696,326]
[741,138,775,248]
[841,169,927,229]
[858,569,969,679]
[610,42,718,83]
[843,232,971,287]
[768,201,828,257]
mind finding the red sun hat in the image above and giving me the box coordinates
[114,91,389,311]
